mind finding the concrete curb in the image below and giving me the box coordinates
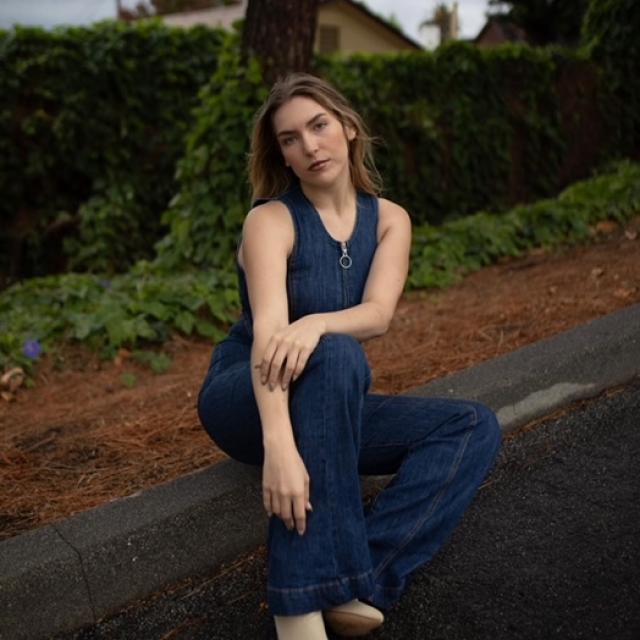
[1,304,639,640]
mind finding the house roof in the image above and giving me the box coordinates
[160,0,423,50]
[324,0,423,50]
[474,16,529,44]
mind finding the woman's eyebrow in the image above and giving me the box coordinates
[276,112,327,138]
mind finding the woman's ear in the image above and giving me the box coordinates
[345,125,357,142]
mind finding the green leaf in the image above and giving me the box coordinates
[149,352,172,374]
[120,372,137,388]
[174,310,195,335]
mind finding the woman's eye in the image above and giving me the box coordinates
[314,121,328,131]
[282,136,295,146]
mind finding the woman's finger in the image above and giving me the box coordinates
[260,343,276,384]
[304,479,310,510]
[292,349,310,382]
[279,496,294,530]
[268,356,286,390]
[281,350,302,389]
[263,489,273,517]
[261,336,284,384]
[271,494,282,519]
[292,495,307,535]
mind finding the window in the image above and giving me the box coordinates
[318,24,340,54]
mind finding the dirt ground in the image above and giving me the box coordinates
[1,218,639,542]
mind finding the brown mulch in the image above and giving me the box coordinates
[1,218,639,542]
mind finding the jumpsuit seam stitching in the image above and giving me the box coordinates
[372,406,478,581]
[361,442,415,449]
[326,339,340,577]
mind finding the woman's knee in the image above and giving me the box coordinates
[307,333,370,380]
[315,332,363,356]
[468,400,502,455]
[197,368,264,466]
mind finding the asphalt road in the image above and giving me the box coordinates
[57,377,640,640]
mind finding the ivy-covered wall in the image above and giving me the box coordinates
[0,19,224,282]
[1,3,637,283]
[317,43,604,225]
[156,40,610,274]
[582,0,640,160]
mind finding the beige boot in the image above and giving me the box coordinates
[323,599,385,637]
[274,610,328,640]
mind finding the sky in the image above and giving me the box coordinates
[0,0,491,42]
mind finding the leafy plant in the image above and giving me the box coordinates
[408,159,640,289]
[0,268,239,373]
[63,178,160,274]
[582,0,640,159]
[132,349,172,374]
[153,33,268,273]
[3,25,628,281]
[120,372,137,389]
[0,20,224,282]
[1,159,638,377]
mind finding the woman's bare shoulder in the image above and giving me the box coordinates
[246,199,290,222]
[239,200,295,268]
[375,197,412,239]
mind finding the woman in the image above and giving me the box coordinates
[197,72,502,639]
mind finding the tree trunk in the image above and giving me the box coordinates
[242,0,320,85]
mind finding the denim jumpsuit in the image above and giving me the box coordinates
[197,180,502,616]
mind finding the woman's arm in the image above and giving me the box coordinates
[242,202,296,445]
[257,198,412,391]
[242,201,313,536]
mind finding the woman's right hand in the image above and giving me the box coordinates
[262,438,313,536]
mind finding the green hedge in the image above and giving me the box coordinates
[157,39,606,273]
[153,41,268,275]
[0,19,224,282]
[1,159,638,374]
[582,0,640,159]
[317,42,579,224]
[2,10,638,281]
[409,159,640,288]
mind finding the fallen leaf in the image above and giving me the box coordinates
[1,367,25,393]
[613,287,636,300]
[595,220,618,234]
[114,348,132,367]
[625,229,638,240]
[590,267,605,278]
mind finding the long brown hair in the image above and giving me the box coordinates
[248,72,382,202]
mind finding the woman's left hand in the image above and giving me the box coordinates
[258,315,325,391]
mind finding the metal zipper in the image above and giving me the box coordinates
[339,240,351,307]
[339,240,352,269]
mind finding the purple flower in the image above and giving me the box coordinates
[23,339,42,359]
[98,278,112,289]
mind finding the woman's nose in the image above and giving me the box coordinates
[301,132,318,155]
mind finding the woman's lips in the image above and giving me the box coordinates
[309,159,329,171]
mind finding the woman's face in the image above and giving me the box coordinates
[272,95,355,187]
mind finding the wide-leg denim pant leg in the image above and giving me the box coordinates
[359,389,502,611]
[197,332,502,616]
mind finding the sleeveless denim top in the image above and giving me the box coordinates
[223,180,379,346]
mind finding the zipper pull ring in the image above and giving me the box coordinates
[339,241,352,269]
